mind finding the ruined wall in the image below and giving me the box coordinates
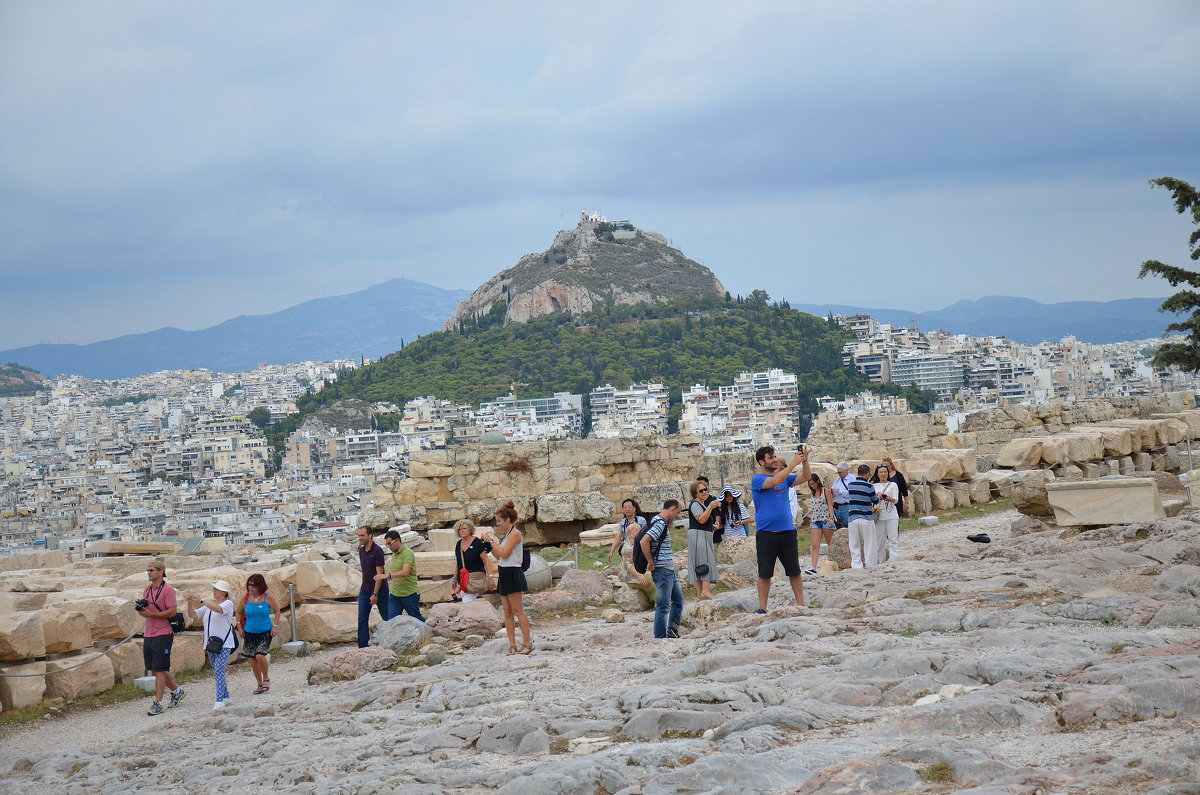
[808,392,1197,464]
[365,435,715,544]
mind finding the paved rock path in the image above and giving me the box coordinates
[2,508,1198,794]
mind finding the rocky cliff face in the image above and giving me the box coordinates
[446,213,726,329]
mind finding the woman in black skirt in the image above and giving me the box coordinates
[488,501,532,655]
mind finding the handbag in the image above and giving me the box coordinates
[204,608,233,655]
[466,571,489,594]
[694,563,710,577]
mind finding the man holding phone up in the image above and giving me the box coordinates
[750,445,812,613]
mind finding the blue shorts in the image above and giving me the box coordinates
[811,521,835,530]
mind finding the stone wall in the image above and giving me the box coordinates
[808,392,1197,464]
[364,435,713,544]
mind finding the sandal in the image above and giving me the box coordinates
[253,684,267,694]
[506,647,518,655]
[517,645,533,655]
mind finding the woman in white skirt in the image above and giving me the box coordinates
[871,463,900,563]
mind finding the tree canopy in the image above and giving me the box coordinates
[1138,177,1200,371]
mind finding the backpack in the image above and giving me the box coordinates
[632,516,669,575]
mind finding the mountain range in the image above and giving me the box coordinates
[0,284,1179,381]
[0,279,468,380]
[785,295,1180,346]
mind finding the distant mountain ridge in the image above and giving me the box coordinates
[448,212,726,329]
[786,295,1181,345]
[0,279,468,380]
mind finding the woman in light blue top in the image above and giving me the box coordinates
[235,573,280,695]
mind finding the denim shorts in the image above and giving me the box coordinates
[811,520,835,530]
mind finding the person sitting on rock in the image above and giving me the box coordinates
[609,498,653,598]
[377,529,425,622]
[488,501,533,655]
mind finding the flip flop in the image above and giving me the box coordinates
[253,684,267,695]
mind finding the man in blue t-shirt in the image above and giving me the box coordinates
[750,445,812,614]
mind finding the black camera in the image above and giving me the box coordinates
[133,598,150,611]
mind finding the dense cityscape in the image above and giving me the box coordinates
[1,314,1193,557]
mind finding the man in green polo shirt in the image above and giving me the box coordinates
[377,529,425,622]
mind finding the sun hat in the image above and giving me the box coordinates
[210,580,233,594]
[720,486,742,499]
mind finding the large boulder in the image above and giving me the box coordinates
[1012,470,1056,518]
[0,611,44,661]
[43,594,140,641]
[1045,478,1165,526]
[614,584,654,612]
[524,553,553,592]
[0,661,45,708]
[996,438,1043,469]
[371,616,433,654]
[171,633,207,672]
[294,603,370,644]
[44,650,115,700]
[294,560,360,600]
[555,569,612,604]
[308,647,397,685]
[828,528,852,570]
[427,600,503,640]
[41,610,92,654]
[0,550,70,573]
[715,537,756,565]
[108,640,145,684]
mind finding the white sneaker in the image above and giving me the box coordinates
[212,700,226,710]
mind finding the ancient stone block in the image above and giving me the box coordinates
[412,551,456,578]
[996,438,1042,469]
[0,611,44,661]
[41,610,91,654]
[1011,470,1056,518]
[1045,478,1165,526]
[294,603,369,644]
[0,661,45,708]
[294,560,359,600]
[44,649,115,700]
[417,578,455,604]
[108,639,145,684]
[427,601,503,640]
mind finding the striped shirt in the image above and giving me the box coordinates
[645,515,674,568]
[846,477,879,520]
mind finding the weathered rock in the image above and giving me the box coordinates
[0,611,44,661]
[108,639,145,684]
[371,616,433,654]
[613,584,653,612]
[798,758,919,794]
[44,650,115,700]
[1045,478,1165,526]
[622,708,727,739]
[997,438,1043,469]
[828,528,851,570]
[43,595,139,641]
[524,553,553,592]
[0,661,45,708]
[307,646,397,684]
[1012,469,1056,518]
[1152,565,1200,598]
[715,536,756,565]
[41,610,92,654]
[427,601,503,640]
[601,608,624,623]
[294,603,372,644]
[898,689,1044,734]
[477,715,545,754]
[555,569,611,603]
[294,560,360,600]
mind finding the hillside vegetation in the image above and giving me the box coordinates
[292,292,934,437]
[0,363,49,397]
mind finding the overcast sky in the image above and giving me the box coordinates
[2,1,1198,348]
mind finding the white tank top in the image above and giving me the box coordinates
[498,530,524,568]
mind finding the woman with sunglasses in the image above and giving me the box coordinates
[687,480,719,600]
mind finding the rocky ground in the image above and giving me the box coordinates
[1,508,1198,794]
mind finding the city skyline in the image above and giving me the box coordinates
[2,2,1198,349]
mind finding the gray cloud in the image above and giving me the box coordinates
[1,1,1198,347]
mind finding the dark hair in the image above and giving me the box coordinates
[754,445,775,465]
[857,464,871,477]
[809,473,824,491]
[697,475,709,484]
[870,464,889,484]
[721,497,743,525]
[495,501,518,523]
[384,529,401,541]
[620,498,642,516]
[662,498,681,511]
[246,573,268,595]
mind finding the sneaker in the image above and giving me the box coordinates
[212,701,226,710]
[754,609,767,615]
[803,568,818,576]
[168,687,186,708]
[147,701,164,716]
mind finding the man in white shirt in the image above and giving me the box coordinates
[830,462,852,528]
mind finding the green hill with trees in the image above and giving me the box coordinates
[0,362,49,397]
[276,291,934,446]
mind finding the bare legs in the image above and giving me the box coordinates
[500,592,532,653]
